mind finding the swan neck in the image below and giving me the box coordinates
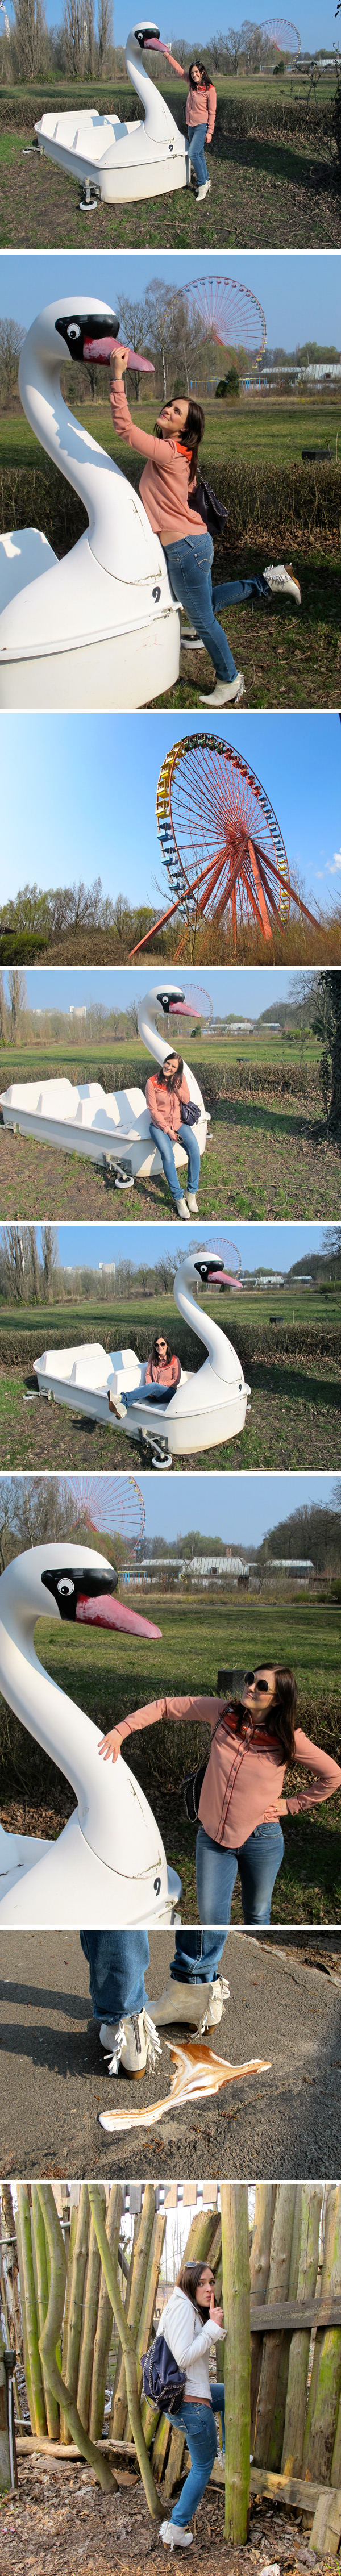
[18,320,113,525]
[0,1588,102,1821]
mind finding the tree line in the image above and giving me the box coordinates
[0,1478,339,1579]
[0,12,294,89]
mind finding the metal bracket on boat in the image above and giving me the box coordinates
[102,1153,134,1189]
[78,180,101,212]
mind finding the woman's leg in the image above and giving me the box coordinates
[178,1122,201,1192]
[238,1821,285,1925]
[164,539,239,684]
[196,1825,238,1926]
[80,1930,150,2023]
[186,123,208,186]
[121,1383,173,1408]
[212,574,270,608]
[169,2402,217,2526]
[210,2384,226,2450]
[148,1117,182,1204]
[170,1929,227,1982]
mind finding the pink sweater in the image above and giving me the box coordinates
[109,383,203,539]
[114,1695,341,1849]
[145,1354,181,1387]
[145,1071,190,1135]
[186,82,216,138]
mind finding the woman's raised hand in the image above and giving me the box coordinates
[209,2288,224,2327]
[110,343,130,381]
[98,1728,122,1763]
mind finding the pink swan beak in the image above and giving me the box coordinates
[144,38,185,71]
[76,1591,161,1640]
[82,337,155,372]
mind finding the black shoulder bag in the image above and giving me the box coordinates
[188,475,229,541]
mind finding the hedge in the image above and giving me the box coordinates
[0,82,334,148]
[0,1316,339,1375]
[0,1051,321,1101]
[1,1686,339,1807]
[1,458,339,557]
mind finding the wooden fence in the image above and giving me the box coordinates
[1,2182,341,2552]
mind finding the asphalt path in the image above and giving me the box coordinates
[1,1928,341,2182]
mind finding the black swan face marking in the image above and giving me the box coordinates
[156,988,185,1012]
[194,1258,225,1286]
[41,1567,117,1620]
[55,314,120,363]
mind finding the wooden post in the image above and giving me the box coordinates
[31,2186,60,2442]
[253,2186,297,2466]
[113,2187,156,2440]
[250,2186,277,2445]
[63,2187,90,2406]
[221,2182,251,2542]
[89,2186,124,2444]
[77,2195,105,2434]
[281,2186,323,2476]
[267,2190,304,2470]
[60,2205,78,2446]
[16,2187,47,2438]
[35,2186,117,2493]
[303,2188,341,2482]
[89,2184,161,2520]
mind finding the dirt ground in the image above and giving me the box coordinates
[1,1099,340,1222]
[1,1347,340,1474]
[1,123,340,251]
[2,2465,335,2576]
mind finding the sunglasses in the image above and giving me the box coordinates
[243,1670,271,1695]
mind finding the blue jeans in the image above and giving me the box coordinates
[80,1929,227,2021]
[120,1381,174,1410]
[168,2388,225,2526]
[164,532,238,684]
[149,1116,201,1204]
[196,1820,285,1926]
[187,120,209,187]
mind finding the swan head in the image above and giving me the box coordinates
[180,1254,239,1292]
[55,307,121,366]
[143,983,202,1025]
[2,1542,161,1641]
[132,22,183,66]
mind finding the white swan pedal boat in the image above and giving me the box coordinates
[34,1253,251,1465]
[0,1543,181,1926]
[35,22,189,207]
[0,983,210,1187]
[0,297,180,710]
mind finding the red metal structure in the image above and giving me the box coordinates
[170,274,267,361]
[261,19,301,55]
[71,1476,145,1551]
[130,735,318,956]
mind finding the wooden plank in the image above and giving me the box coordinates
[310,2490,341,2557]
[250,2297,341,2335]
[249,2467,333,2510]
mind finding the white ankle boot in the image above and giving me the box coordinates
[160,2524,193,2549]
[174,1194,192,1221]
[185,1191,199,1214]
[147,1974,230,2036]
[99,2009,161,2076]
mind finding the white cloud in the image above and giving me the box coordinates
[329,851,341,874]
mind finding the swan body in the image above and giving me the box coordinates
[35,24,189,205]
[34,1255,251,1460]
[0,297,180,710]
[1,983,209,1185]
[0,1543,181,1927]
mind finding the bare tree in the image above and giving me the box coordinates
[8,968,27,1041]
[143,279,175,403]
[0,973,7,1045]
[60,0,87,75]
[87,0,95,71]
[227,25,243,73]
[116,293,149,403]
[97,0,112,73]
[41,1223,59,1302]
[9,0,49,76]
[0,315,26,403]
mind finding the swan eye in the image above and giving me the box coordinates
[67,324,81,342]
[57,1577,74,1596]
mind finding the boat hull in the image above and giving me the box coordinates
[37,128,189,203]
[0,604,180,710]
[0,1808,182,1926]
[2,1102,188,1175]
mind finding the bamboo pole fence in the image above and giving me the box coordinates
[2,2182,341,2550]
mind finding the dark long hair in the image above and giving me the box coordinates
[156,1053,184,1097]
[154,396,205,480]
[231,1666,298,1762]
[189,59,213,86]
[152,1333,173,1364]
[176,2261,213,2324]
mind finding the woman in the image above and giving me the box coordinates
[98,1665,341,1928]
[145,1050,201,1220]
[109,351,301,709]
[109,1332,181,1421]
[158,2259,226,2550]
[185,59,217,201]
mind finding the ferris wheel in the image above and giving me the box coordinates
[261,19,301,55]
[131,736,318,956]
[70,1476,145,1553]
[170,274,267,361]
[156,977,213,1037]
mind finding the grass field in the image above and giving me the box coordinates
[1,396,340,472]
[0,1031,324,1071]
[0,77,339,250]
[1,1596,340,1920]
[1,1083,340,1221]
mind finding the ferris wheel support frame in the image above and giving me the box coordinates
[130,733,318,956]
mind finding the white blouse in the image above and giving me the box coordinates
[159,2287,226,2402]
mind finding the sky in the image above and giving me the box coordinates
[1,252,340,354]
[65,1471,339,1549]
[1,5,336,57]
[2,713,340,916]
[27,1221,335,1269]
[3,962,315,1012]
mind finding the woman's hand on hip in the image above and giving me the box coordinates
[98,1728,122,1764]
[210,2290,224,2327]
[110,344,130,382]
